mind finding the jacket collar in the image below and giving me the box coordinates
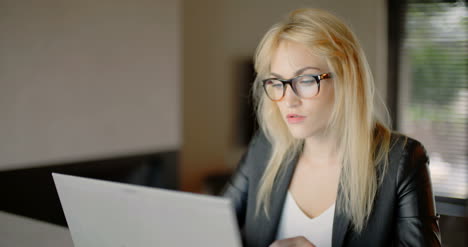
[254,152,350,247]
[332,185,350,247]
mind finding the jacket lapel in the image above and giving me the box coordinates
[254,152,351,247]
[332,183,350,247]
[255,154,300,246]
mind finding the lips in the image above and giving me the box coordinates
[287,114,305,118]
[286,114,306,124]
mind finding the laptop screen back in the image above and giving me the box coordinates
[52,173,241,247]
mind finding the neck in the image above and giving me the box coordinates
[301,131,339,167]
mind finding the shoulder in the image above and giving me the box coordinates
[234,130,272,177]
[387,132,428,167]
[250,129,271,150]
[371,133,440,245]
[385,132,431,190]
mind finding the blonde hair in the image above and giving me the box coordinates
[252,8,391,233]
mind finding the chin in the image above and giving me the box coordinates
[287,123,326,139]
[287,127,314,139]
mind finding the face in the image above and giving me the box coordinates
[268,40,334,139]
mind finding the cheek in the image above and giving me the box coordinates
[304,102,325,119]
[316,84,335,114]
[305,93,334,120]
[276,102,287,115]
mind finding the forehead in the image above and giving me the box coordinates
[269,40,328,77]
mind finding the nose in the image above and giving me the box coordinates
[283,84,300,107]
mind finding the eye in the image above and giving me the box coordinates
[265,80,283,88]
[297,76,317,86]
[272,83,283,88]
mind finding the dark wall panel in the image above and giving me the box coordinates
[0,151,179,226]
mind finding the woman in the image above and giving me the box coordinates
[222,8,441,247]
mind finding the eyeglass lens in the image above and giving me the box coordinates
[264,75,319,101]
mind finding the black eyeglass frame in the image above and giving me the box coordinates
[261,72,333,101]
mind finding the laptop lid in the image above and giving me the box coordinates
[52,173,241,247]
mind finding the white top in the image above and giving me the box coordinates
[276,191,335,247]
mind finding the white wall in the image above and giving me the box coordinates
[0,0,181,170]
[182,0,388,191]
[0,0,388,187]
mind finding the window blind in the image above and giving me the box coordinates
[398,0,467,199]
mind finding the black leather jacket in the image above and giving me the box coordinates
[222,131,442,247]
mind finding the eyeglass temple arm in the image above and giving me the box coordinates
[319,73,333,80]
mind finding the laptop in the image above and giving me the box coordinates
[52,173,242,247]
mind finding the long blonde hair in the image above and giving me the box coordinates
[252,8,391,233]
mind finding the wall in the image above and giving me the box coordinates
[182,0,388,191]
[0,0,388,191]
[0,0,181,170]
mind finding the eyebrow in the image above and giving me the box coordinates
[270,66,321,79]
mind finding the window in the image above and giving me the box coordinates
[397,0,467,202]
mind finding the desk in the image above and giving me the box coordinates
[0,211,73,247]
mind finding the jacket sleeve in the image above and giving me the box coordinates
[395,140,442,246]
[221,151,249,228]
[220,131,263,228]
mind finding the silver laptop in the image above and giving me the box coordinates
[52,173,241,247]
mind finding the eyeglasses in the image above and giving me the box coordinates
[261,73,333,101]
